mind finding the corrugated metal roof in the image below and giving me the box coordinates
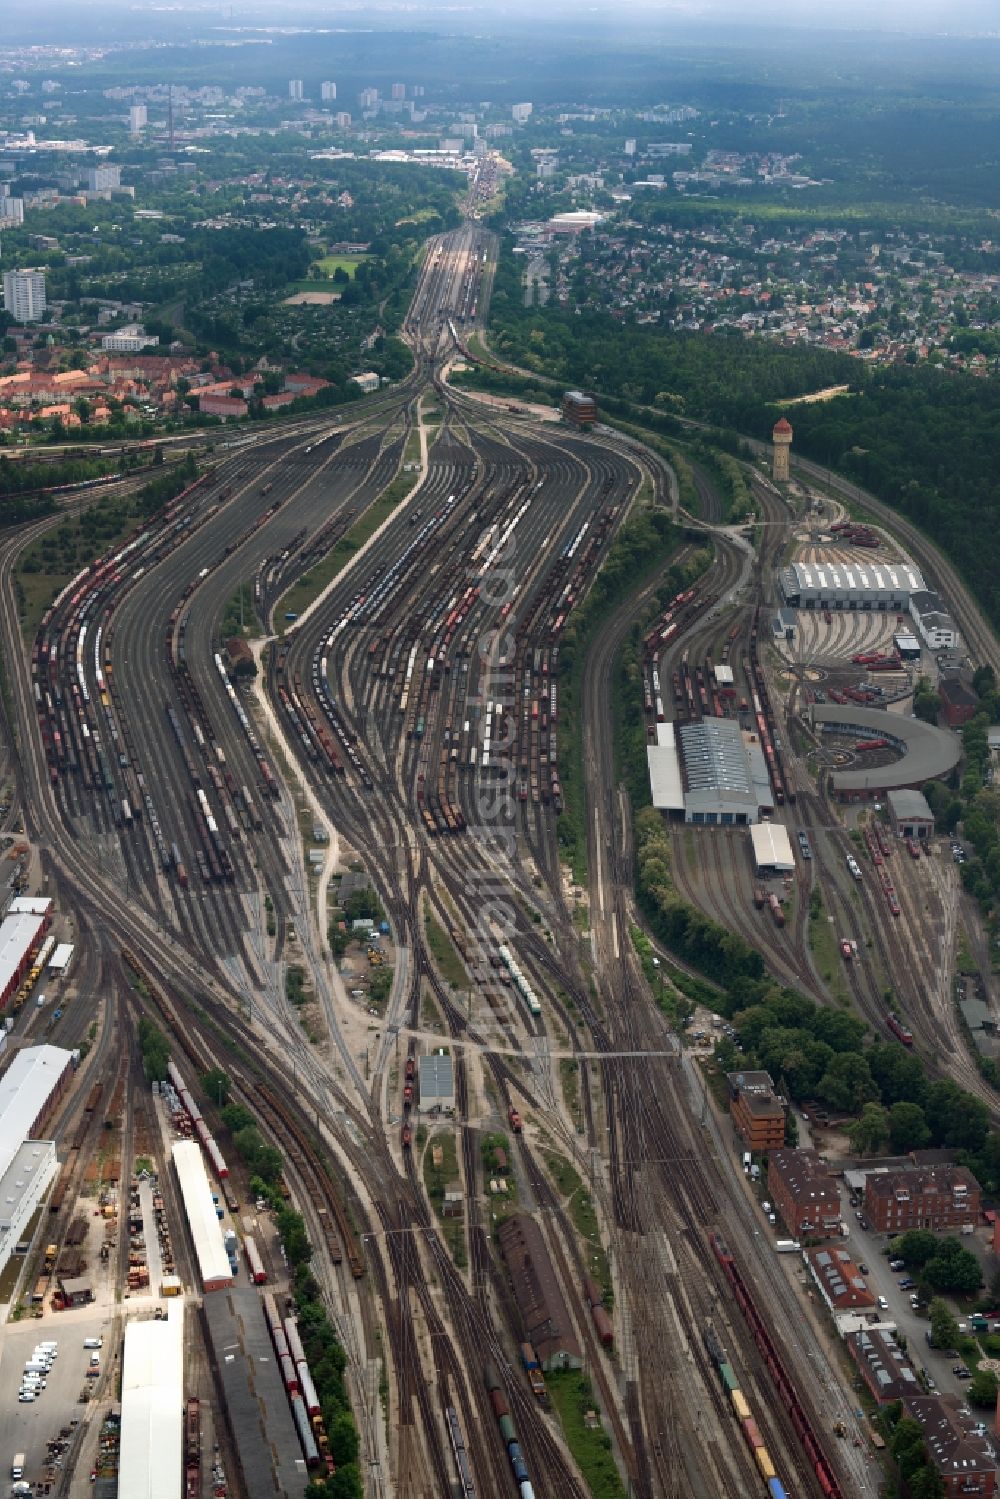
[119,1306,184,1499]
[171,1141,232,1290]
[679,718,753,794]
[419,1053,454,1102]
[0,1044,73,1181]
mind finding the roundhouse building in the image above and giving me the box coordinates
[780,561,925,611]
[810,704,961,801]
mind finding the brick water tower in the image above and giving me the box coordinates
[772,415,792,482]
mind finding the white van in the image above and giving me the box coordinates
[36,993,46,1008]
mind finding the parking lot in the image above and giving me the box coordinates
[839,1184,987,1397]
[0,1309,114,1490]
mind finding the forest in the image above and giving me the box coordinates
[775,372,1000,628]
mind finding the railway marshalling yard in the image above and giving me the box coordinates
[0,222,996,1499]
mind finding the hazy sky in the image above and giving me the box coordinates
[9,0,1000,41]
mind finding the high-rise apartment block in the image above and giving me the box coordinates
[624,138,636,156]
[288,80,304,101]
[512,102,533,123]
[0,198,25,225]
[3,268,47,324]
[321,81,337,102]
[87,164,121,193]
[391,83,406,100]
[359,87,379,109]
[129,104,147,134]
[335,112,352,129]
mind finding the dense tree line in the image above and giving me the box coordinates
[0,493,57,528]
[784,369,1000,628]
[0,453,118,497]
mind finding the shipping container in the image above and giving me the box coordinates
[755,1447,776,1482]
[741,1416,763,1450]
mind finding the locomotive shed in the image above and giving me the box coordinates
[810,704,962,798]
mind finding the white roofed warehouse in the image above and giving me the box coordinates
[0,1139,57,1279]
[0,911,46,1010]
[780,562,924,610]
[119,1303,185,1499]
[0,1043,74,1145]
[171,1140,233,1292]
[750,823,795,873]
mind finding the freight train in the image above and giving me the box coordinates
[710,1234,845,1498]
[703,1324,787,1499]
[483,1366,536,1498]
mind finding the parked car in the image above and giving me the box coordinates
[889,1259,905,1271]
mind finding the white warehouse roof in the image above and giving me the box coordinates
[647,722,684,810]
[171,1140,233,1292]
[48,943,74,972]
[0,912,45,1000]
[750,822,795,872]
[119,1304,184,1499]
[782,562,924,598]
[0,1043,73,1181]
[6,897,53,917]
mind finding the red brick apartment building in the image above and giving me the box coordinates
[849,1334,997,1496]
[767,1149,842,1239]
[863,1166,980,1234]
[727,1071,786,1152]
[907,1397,996,1498]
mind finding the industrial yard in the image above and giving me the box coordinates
[0,216,998,1499]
